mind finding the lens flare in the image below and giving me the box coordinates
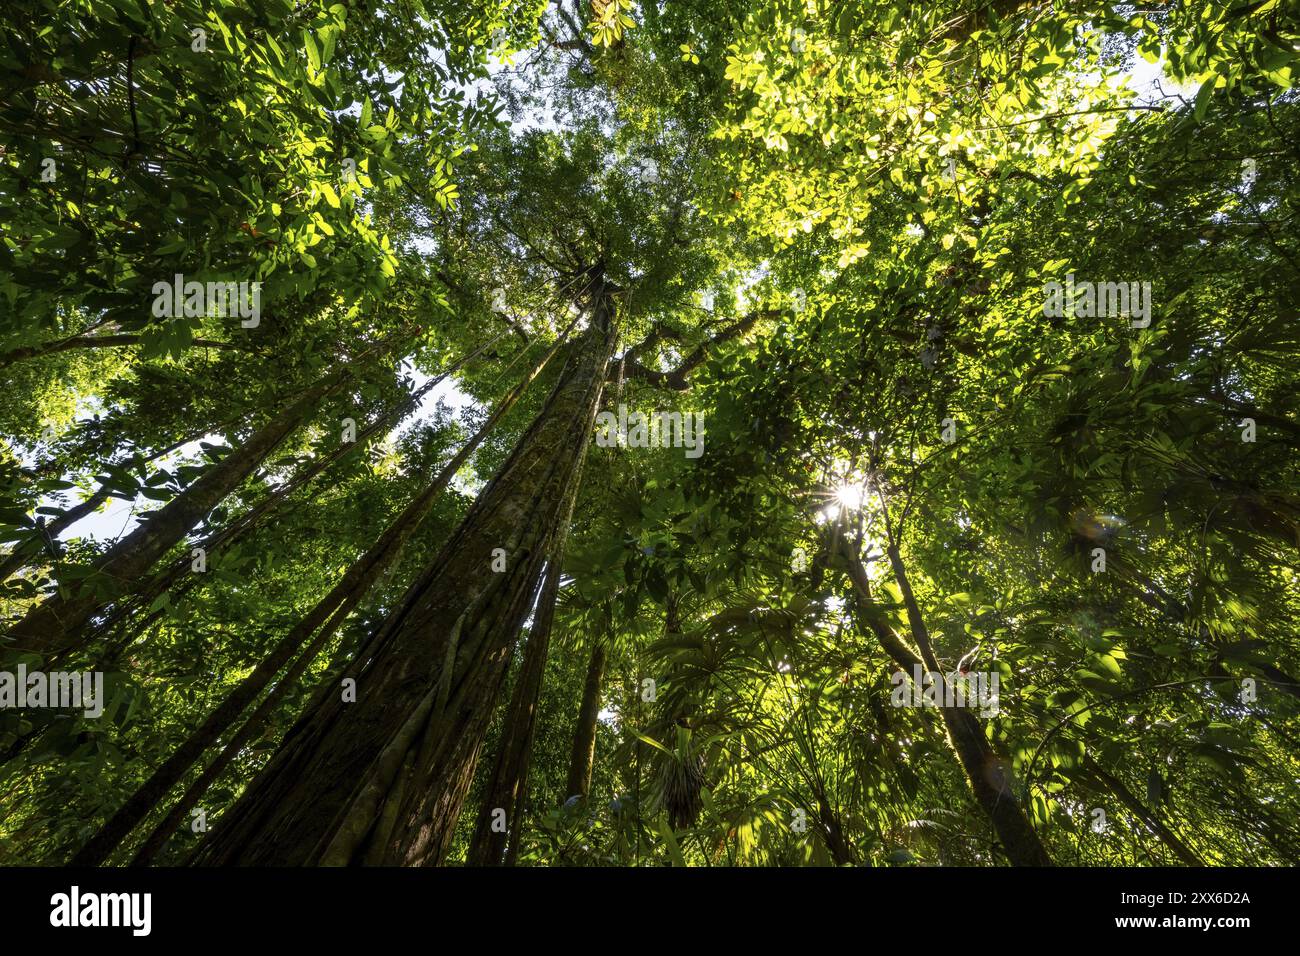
[835,483,864,510]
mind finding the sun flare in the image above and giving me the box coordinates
[835,483,865,511]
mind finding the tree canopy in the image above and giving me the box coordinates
[1,0,1298,867]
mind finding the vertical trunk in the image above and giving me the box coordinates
[941,692,1053,866]
[466,557,564,866]
[84,334,507,650]
[814,793,855,865]
[558,332,620,807]
[73,335,557,866]
[881,542,1054,867]
[839,527,1053,866]
[3,368,349,657]
[565,641,608,801]
[189,277,618,866]
[132,566,425,866]
[466,414,587,867]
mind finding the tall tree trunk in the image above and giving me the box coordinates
[0,403,272,584]
[838,528,1053,866]
[71,333,508,659]
[3,368,351,658]
[71,334,556,865]
[188,275,618,866]
[566,641,608,801]
[881,541,1054,867]
[466,553,566,866]
[471,456,585,867]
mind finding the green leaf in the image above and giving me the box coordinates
[658,815,686,866]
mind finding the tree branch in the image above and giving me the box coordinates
[618,308,775,391]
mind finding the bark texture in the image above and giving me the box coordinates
[72,336,547,865]
[565,641,608,801]
[189,277,618,866]
[466,556,565,866]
